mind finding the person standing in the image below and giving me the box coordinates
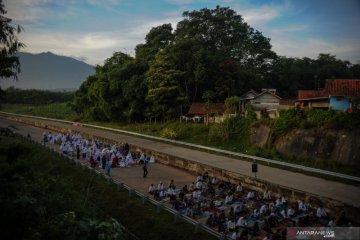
[76,145,80,160]
[143,163,148,178]
[106,157,111,177]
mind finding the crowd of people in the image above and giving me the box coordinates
[42,130,352,240]
[148,173,352,240]
[42,131,154,176]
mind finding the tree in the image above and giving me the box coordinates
[225,96,240,114]
[0,0,25,80]
[202,90,215,125]
[145,52,184,120]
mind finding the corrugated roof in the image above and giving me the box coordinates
[188,102,226,115]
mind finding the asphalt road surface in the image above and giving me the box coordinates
[1,115,359,207]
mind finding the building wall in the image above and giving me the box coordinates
[329,96,351,111]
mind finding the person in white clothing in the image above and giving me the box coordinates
[259,204,268,215]
[227,219,236,231]
[247,191,255,199]
[148,184,155,194]
[236,183,243,193]
[263,189,271,200]
[287,207,295,218]
[157,182,164,191]
[236,216,247,227]
[298,200,307,213]
[317,207,327,218]
[196,180,203,189]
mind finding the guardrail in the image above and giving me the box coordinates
[1,111,359,183]
[15,133,226,240]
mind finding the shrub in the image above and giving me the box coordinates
[159,127,178,139]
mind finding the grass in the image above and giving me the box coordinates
[0,135,216,240]
[1,103,77,120]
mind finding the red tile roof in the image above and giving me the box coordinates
[298,89,327,99]
[325,79,360,96]
[298,79,360,100]
[188,102,226,115]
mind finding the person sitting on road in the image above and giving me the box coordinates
[148,184,155,194]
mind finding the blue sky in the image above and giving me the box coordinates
[4,0,360,65]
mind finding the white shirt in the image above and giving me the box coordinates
[236,185,243,192]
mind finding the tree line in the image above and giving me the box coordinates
[2,87,74,105]
[71,6,360,122]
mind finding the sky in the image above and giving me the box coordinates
[3,0,360,65]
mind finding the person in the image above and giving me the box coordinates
[143,163,148,178]
[76,145,80,160]
[148,184,155,194]
[106,157,111,177]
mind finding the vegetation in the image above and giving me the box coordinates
[71,6,360,122]
[0,0,24,80]
[1,103,77,120]
[0,0,25,100]
[0,135,215,240]
[2,87,74,105]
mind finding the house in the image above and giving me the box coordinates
[240,89,283,118]
[185,102,226,123]
[297,79,360,111]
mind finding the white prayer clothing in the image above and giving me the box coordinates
[236,217,246,227]
[227,220,235,230]
[260,204,267,215]
[317,208,327,218]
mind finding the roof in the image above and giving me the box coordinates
[188,102,226,115]
[298,89,326,100]
[325,79,360,96]
[298,79,360,100]
[240,89,258,100]
[252,90,282,100]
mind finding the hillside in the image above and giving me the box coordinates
[0,52,95,90]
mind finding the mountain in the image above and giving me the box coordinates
[0,52,95,90]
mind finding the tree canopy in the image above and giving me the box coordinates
[0,0,24,80]
[73,6,360,122]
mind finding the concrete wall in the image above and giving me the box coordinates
[330,96,351,111]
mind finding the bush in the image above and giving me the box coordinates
[159,127,178,139]
[273,109,301,136]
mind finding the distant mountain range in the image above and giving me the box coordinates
[0,52,95,90]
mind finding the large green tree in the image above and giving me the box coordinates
[0,0,24,80]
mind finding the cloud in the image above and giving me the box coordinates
[165,0,193,5]
[233,5,281,28]
[271,35,360,63]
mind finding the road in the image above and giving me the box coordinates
[1,115,359,207]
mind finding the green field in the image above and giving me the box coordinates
[0,135,215,240]
[1,103,78,120]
